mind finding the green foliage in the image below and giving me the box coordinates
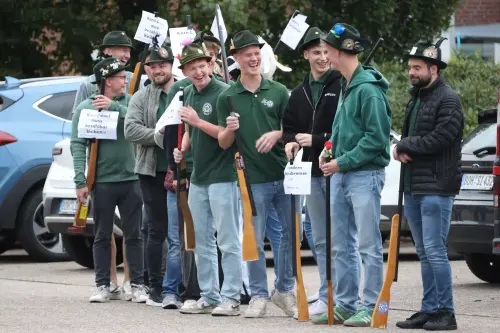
[376,51,500,137]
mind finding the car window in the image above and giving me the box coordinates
[461,123,496,154]
[36,91,76,120]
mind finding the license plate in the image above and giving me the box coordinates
[59,199,78,214]
[461,174,494,191]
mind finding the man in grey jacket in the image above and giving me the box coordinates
[124,44,176,307]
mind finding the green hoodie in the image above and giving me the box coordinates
[331,64,392,172]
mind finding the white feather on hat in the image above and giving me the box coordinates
[257,36,292,79]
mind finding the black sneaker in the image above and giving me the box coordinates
[396,311,437,329]
[146,288,163,307]
[423,310,457,331]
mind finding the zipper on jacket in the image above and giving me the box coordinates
[302,85,325,162]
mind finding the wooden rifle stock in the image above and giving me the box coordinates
[176,88,195,250]
[227,96,258,262]
[128,62,142,95]
[72,80,106,229]
[290,158,309,321]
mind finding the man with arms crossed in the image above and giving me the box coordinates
[172,42,242,316]
[316,23,392,327]
[70,57,147,303]
[394,39,462,331]
[124,44,175,306]
[282,26,342,320]
[217,30,296,319]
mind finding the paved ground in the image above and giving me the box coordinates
[0,245,499,333]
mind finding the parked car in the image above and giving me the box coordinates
[447,109,500,283]
[0,75,85,260]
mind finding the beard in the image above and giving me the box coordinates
[153,72,172,87]
[410,74,431,88]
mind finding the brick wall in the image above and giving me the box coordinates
[455,0,500,26]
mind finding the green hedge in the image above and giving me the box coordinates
[375,51,500,137]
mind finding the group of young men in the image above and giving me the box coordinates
[71,21,463,331]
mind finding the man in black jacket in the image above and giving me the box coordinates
[394,38,463,331]
[282,26,342,320]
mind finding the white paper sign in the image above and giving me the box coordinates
[210,7,227,44]
[280,16,309,50]
[169,27,197,59]
[134,11,168,46]
[155,91,184,133]
[77,109,119,140]
[284,162,312,195]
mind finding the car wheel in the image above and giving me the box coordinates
[464,253,500,284]
[62,234,123,269]
[0,230,17,255]
[17,187,69,261]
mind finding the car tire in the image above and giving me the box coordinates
[0,230,17,255]
[17,187,69,262]
[464,253,500,284]
[62,234,123,269]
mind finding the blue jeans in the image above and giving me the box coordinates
[331,170,385,312]
[244,180,299,297]
[188,181,241,304]
[303,206,316,261]
[306,176,333,304]
[266,206,282,273]
[162,191,183,299]
[404,194,455,313]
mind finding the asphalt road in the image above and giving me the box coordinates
[0,245,499,333]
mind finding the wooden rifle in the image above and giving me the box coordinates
[227,96,258,261]
[176,87,195,250]
[71,79,106,231]
[290,158,309,321]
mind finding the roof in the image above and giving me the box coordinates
[455,23,500,41]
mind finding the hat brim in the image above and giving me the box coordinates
[298,38,321,53]
[145,58,174,66]
[98,43,135,51]
[403,54,448,69]
[90,64,131,84]
[320,35,364,54]
[178,55,213,69]
[229,42,265,55]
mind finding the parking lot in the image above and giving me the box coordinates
[1,243,499,333]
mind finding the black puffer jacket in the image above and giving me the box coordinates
[282,70,342,177]
[396,76,464,195]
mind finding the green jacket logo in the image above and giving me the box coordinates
[261,98,274,108]
[202,103,212,115]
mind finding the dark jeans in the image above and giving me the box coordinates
[93,180,143,287]
[139,172,168,290]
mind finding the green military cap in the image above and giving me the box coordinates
[91,57,130,84]
[98,31,134,50]
[298,27,324,53]
[229,30,265,55]
[178,43,212,69]
[321,23,364,54]
[145,44,175,65]
[403,37,448,69]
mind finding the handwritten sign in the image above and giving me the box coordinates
[169,26,197,73]
[155,91,184,133]
[134,11,168,46]
[77,109,119,140]
[284,162,312,195]
[280,15,309,50]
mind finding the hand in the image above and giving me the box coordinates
[173,180,177,188]
[92,95,112,109]
[392,146,412,163]
[180,106,201,127]
[285,142,300,160]
[256,131,281,153]
[295,133,312,147]
[159,127,165,134]
[226,113,240,132]
[173,148,184,163]
[76,187,89,204]
[320,159,339,176]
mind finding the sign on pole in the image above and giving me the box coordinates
[134,10,168,46]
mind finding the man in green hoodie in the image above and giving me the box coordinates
[71,57,148,304]
[314,23,392,327]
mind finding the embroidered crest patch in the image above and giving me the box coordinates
[202,103,212,115]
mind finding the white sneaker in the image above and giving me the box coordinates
[89,285,110,303]
[271,290,296,317]
[307,291,319,303]
[211,299,240,316]
[162,295,183,309]
[122,281,133,301]
[244,296,268,318]
[180,298,216,314]
[131,284,149,303]
[109,282,122,300]
[294,299,328,319]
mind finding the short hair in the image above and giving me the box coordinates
[304,39,321,52]
[204,41,220,56]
